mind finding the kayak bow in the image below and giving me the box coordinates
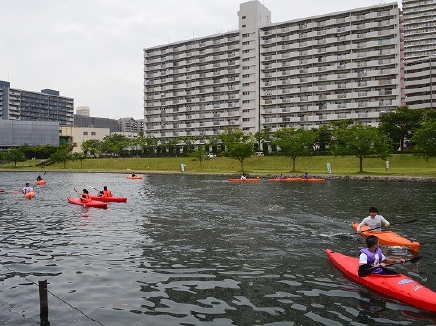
[326,249,436,312]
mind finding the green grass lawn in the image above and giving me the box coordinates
[2,154,436,177]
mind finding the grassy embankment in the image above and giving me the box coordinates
[1,154,436,177]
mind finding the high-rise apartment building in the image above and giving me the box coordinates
[0,80,74,125]
[143,1,402,140]
[402,0,436,58]
[76,106,90,116]
[402,0,436,109]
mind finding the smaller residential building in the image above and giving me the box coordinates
[119,117,144,133]
[0,80,74,125]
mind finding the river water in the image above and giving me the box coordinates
[0,171,435,326]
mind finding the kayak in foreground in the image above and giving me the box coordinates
[67,197,108,208]
[352,222,419,252]
[126,176,143,179]
[90,195,127,202]
[227,178,261,182]
[326,249,436,313]
[24,191,35,198]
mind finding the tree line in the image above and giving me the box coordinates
[1,106,435,172]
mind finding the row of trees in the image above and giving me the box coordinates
[1,107,435,172]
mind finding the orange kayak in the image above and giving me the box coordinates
[227,178,261,182]
[34,180,46,185]
[126,176,143,179]
[300,178,325,182]
[24,191,35,198]
[352,222,419,252]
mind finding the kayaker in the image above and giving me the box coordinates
[279,174,285,179]
[131,172,136,177]
[22,183,33,194]
[240,173,246,179]
[356,207,390,233]
[36,175,43,181]
[81,189,91,203]
[99,186,112,197]
[359,235,405,275]
[304,173,309,179]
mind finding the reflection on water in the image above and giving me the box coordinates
[0,171,435,325]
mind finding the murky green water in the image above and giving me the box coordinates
[0,172,435,325]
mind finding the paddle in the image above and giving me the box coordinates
[358,256,422,277]
[73,187,86,206]
[360,219,418,233]
[86,185,100,194]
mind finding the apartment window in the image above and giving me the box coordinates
[242,74,250,78]
[242,33,249,37]
[242,41,250,45]
[242,50,250,53]
[243,118,250,122]
[242,58,249,62]
[242,24,246,28]
[83,132,88,135]
[242,109,250,113]
[242,100,250,103]
[242,91,250,95]
[91,132,96,136]
[243,66,250,70]
[242,16,246,19]
[242,83,250,86]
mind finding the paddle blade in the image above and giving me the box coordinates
[358,264,375,277]
[409,256,422,264]
[403,219,418,224]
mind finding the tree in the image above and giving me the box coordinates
[314,125,333,154]
[71,152,88,168]
[188,145,210,170]
[379,106,423,151]
[49,144,75,168]
[101,134,129,157]
[220,128,255,173]
[330,123,390,173]
[412,119,436,159]
[254,127,272,154]
[5,148,27,167]
[272,127,317,172]
[81,139,102,158]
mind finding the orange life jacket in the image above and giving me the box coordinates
[81,193,91,203]
[103,189,112,197]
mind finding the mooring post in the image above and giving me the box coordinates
[39,280,50,325]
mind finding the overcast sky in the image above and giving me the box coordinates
[0,0,400,120]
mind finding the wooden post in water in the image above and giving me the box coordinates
[38,280,50,325]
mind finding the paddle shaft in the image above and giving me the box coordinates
[360,219,418,233]
[358,256,421,277]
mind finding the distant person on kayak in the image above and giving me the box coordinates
[81,189,91,203]
[23,183,33,194]
[359,235,405,274]
[36,175,43,181]
[131,172,136,177]
[99,186,112,197]
[357,207,390,233]
[303,173,309,179]
[279,174,285,179]
[240,173,246,179]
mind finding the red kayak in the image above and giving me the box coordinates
[0,189,5,193]
[326,249,436,312]
[90,195,127,202]
[126,176,142,179]
[67,197,108,208]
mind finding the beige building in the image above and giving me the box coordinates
[60,126,110,153]
[143,1,402,141]
[76,106,90,117]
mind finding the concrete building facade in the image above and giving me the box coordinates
[0,81,74,125]
[59,126,110,153]
[0,120,59,148]
[402,0,436,59]
[143,1,402,141]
